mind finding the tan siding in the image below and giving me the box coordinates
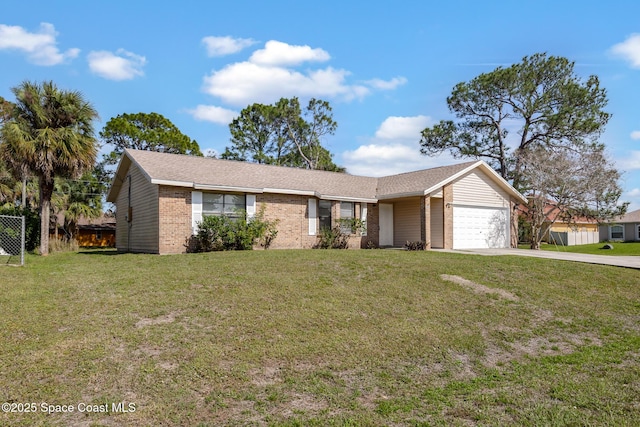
[625,223,636,241]
[115,179,128,251]
[430,197,444,248]
[116,164,159,253]
[453,170,509,208]
[393,197,421,246]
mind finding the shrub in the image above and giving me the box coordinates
[314,226,351,249]
[0,206,40,252]
[313,218,367,249]
[404,241,427,251]
[364,239,378,249]
[49,238,79,253]
[188,206,279,253]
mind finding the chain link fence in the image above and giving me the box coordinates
[0,215,25,266]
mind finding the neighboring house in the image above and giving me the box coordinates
[76,217,116,247]
[547,218,599,246]
[50,215,116,248]
[525,204,599,246]
[106,149,527,254]
[599,209,640,242]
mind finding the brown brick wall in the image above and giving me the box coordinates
[158,186,192,254]
[155,189,377,252]
[362,202,379,248]
[443,184,454,249]
[420,196,431,249]
[256,193,318,249]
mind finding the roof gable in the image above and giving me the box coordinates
[107,149,527,204]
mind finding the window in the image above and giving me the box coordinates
[319,200,332,230]
[340,202,354,233]
[95,231,102,240]
[203,193,246,219]
[610,225,624,240]
[637,225,640,241]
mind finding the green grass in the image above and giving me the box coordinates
[520,241,640,256]
[1,249,639,426]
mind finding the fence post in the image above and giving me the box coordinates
[21,215,25,266]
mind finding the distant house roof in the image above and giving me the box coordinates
[608,208,640,224]
[77,215,116,231]
[107,149,527,204]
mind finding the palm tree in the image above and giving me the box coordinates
[0,81,99,255]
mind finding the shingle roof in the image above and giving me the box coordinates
[377,161,479,198]
[108,149,378,202]
[612,208,640,223]
[107,149,526,203]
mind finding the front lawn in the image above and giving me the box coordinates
[1,249,639,426]
[520,241,640,256]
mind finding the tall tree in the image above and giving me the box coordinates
[520,145,627,249]
[419,53,610,190]
[0,81,99,255]
[100,112,202,168]
[0,97,21,206]
[52,170,104,241]
[222,97,343,171]
[0,158,17,205]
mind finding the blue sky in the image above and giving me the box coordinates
[2,1,640,209]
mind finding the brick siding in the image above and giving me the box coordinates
[155,186,379,253]
[158,186,192,254]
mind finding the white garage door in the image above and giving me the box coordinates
[453,206,509,249]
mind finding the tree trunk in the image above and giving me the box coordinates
[39,178,54,256]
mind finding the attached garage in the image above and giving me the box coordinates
[453,205,509,249]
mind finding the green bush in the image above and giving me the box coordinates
[188,206,279,253]
[0,206,40,252]
[404,241,427,251]
[314,226,351,249]
[313,218,366,249]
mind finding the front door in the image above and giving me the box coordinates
[379,203,394,246]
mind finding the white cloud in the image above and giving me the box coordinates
[611,34,640,68]
[249,40,330,66]
[202,36,256,57]
[627,188,640,197]
[87,49,146,81]
[631,130,640,140]
[375,115,431,139]
[341,115,456,176]
[365,77,408,90]
[203,61,369,105]
[201,40,404,106]
[624,188,640,212]
[616,150,640,171]
[342,143,457,177]
[0,22,79,65]
[187,104,238,124]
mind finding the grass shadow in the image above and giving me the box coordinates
[77,249,120,256]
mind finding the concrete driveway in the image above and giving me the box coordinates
[445,248,640,270]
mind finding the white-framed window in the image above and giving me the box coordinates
[636,224,640,241]
[609,224,624,241]
[203,193,246,219]
[340,201,355,234]
[319,200,332,230]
